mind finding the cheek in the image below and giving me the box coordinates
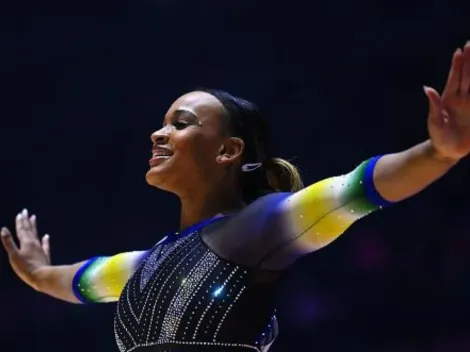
[173,131,218,165]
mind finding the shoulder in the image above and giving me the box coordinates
[200,194,292,267]
[240,192,291,217]
[211,192,291,243]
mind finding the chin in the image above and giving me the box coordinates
[146,155,173,184]
[145,165,181,193]
[146,167,167,188]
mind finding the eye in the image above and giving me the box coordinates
[173,121,190,130]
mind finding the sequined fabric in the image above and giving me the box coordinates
[114,228,278,352]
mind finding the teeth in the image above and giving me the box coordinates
[153,151,172,158]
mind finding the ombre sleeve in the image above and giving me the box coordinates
[259,156,393,269]
[72,251,147,303]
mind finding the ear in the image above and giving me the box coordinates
[216,137,245,166]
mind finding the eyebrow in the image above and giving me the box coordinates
[163,108,202,126]
[173,108,199,120]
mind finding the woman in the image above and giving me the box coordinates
[2,43,470,352]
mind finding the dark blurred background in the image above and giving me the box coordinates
[1,1,470,351]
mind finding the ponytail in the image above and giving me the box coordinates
[265,157,304,193]
[240,157,304,203]
[198,89,304,201]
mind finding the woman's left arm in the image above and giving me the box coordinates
[372,140,456,203]
[374,42,470,201]
[259,42,470,267]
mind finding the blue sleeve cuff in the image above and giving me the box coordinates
[72,256,100,304]
[363,155,394,208]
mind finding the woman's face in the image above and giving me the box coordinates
[145,91,243,195]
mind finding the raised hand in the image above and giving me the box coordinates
[425,41,470,162]
[1,209,51,290]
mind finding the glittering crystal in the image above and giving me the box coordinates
[114,228,278,352]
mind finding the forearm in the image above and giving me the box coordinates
[34,251,145,304]
[34,262,86,304]
[267,140,458,261]
[373,140,457,202]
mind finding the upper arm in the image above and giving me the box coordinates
[72,250,148,303]
[260,156,392,268]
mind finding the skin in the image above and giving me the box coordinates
[145,91,249,229]
[1,42,470,303]
[374,43,470,202]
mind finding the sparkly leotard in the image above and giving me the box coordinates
[73,156,391,351]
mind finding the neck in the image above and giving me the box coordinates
[178,184,244,230]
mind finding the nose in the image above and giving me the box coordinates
[151,127,170,145]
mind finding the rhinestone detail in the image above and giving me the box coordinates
[114,227,278,352]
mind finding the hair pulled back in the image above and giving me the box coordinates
[202,89,304,203]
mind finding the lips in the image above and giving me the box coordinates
[149,147,173,167]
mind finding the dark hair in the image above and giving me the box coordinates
[201,88,304,203]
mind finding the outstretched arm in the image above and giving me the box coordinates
[272,143,454,254]
[1,209,147,303]
[374,42,470,202]
[28,251,146,304]
[372,140,456,203]
[71,251,147,303]
[259,42,470,268]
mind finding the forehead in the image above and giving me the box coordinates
[166,91,223,121]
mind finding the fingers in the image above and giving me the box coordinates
[15,210,28,241]
[444,42,470,97]
[461,41,470,95]
[2,211,50,261]
[20,209,30,231]
[424,86,442,109]
[424,86,447,127]
[30,214,38,238]
[444,48,463,96]
[41,234,51,261]
[1,227,19,256]
[15,209,39,243]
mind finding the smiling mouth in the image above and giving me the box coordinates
[149,150,173,167]
[149,156,171,167]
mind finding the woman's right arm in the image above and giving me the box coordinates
[1,209,147,304]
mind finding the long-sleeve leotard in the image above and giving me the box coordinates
[73,156,392,302]
[73,251,147,303]
[257,155,392,268]
[200,155,392,269]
